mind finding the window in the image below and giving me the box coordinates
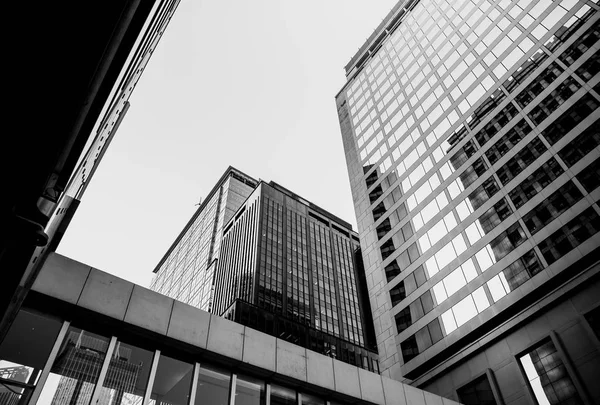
[395,307,412,334]
[509,158,564,209]
[0,309,63,405]
[457,373,498,405]
[390,280,406,306]
[300,392,324,405]
[400,335,419,363]
[235,373,265,405]
[496,137,547,186]
[538,207,600,264]
[576,157,600,193]
[519,339,584,405]
[36,326,111,405]
[522,181,583,235]
[485,119,533,165]
[541,94,600,145]
[98,340,154,405]
[150,355,193,405]
[195,364,231,405]
[557,119,600,167]
[469,177,500,210]
[489,222,527,261]
[270,384,296,405]
[584,306,600,341]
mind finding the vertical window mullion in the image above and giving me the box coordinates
[188,362,201,405]
[89,336,118,405]
[265,383,271,405]
[143,350,161,405]
[30,321,71,405]
[228,373,237,405]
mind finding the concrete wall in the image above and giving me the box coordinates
[32,253,462,405]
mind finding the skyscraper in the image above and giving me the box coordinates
[150,167,258,312]
[151,168,378,371]
[212,181,378,371]
[336,0,600,403]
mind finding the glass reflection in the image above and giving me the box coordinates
[270,385,296,405]
[300,393,324,405]
[519,340,584,405]
[97,342,153,405]
[37,327,110,405]
[235,374,264,405]
[149,356,193,405]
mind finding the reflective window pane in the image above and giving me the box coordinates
[150,355,193,405]
[584,306,600,341]
[457,373,497,405]
[453,296,477,327]
[300,392,324,405]
[235,374,264,405]
[96,341,153,405]
[270,384,296,405]
[37,327,111,405]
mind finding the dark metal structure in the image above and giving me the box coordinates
[1,0,181,341]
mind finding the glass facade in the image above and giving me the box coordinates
[0,308,358,405]
[212,182,378,371]
[150,169,257,312]
[337,0,600,375]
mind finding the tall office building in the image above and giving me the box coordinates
[336,0,600,403]
[212,181,378,371]
[150,167,258,311]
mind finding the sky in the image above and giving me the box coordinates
[57,1,398,287]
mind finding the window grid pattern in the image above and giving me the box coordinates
[212,199,259,317]
[309,221,339,337]
[150,175,257,311]
[257,197,285,315]
[285,210,311,326]
[211,185,374,362]
[337,0,600,371]
[332,231,364,346]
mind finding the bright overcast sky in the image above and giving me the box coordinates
[58,1,398,286]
